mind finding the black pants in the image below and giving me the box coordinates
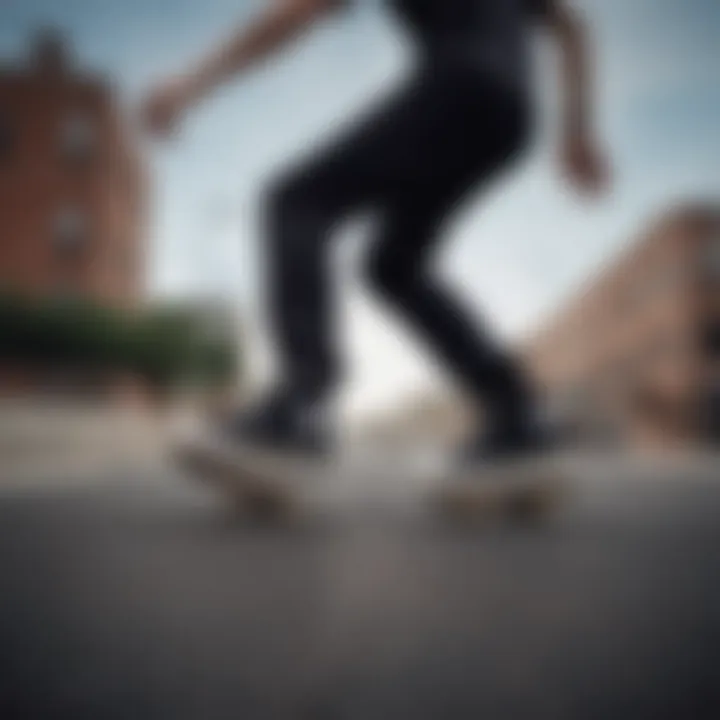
[264,65,533,422]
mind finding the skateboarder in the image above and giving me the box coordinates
[143,0,608,462]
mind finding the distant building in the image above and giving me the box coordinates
[524,203,720,449]
[0,30,146,307]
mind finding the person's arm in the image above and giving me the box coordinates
[539,0,609,193]
[143,0,346,136]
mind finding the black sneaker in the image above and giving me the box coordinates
[220,388,333,457]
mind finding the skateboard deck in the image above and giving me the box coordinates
[431,462,570,522]
[174,438,339,520]
[174,433,570,523]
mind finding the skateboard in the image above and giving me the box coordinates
[431,461,570,523]
[173,432,570,523]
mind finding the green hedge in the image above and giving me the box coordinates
[0,293,240,392]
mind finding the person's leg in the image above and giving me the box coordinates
[356,72,542,455]
[365,188,537,454]
[262,169,344,405]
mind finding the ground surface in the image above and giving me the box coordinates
[1,456,720,719]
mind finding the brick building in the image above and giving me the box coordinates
[525,203,720,449]
[0,31,146,307]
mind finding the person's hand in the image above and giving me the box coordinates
[561,132,610,196]
[141,75,199,139]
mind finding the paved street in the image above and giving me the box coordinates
[1,457,720,719]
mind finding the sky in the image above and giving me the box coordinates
[1,0,719,417]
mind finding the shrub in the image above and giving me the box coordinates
[0,293,240,393]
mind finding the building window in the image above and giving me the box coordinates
[60,113,96,163]
[53,206,87,254]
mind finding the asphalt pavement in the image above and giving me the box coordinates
[1,457,720,720]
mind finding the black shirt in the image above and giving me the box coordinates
[389,0,551,91]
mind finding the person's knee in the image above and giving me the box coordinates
[262,173,337,268]
[365,248,420,301]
